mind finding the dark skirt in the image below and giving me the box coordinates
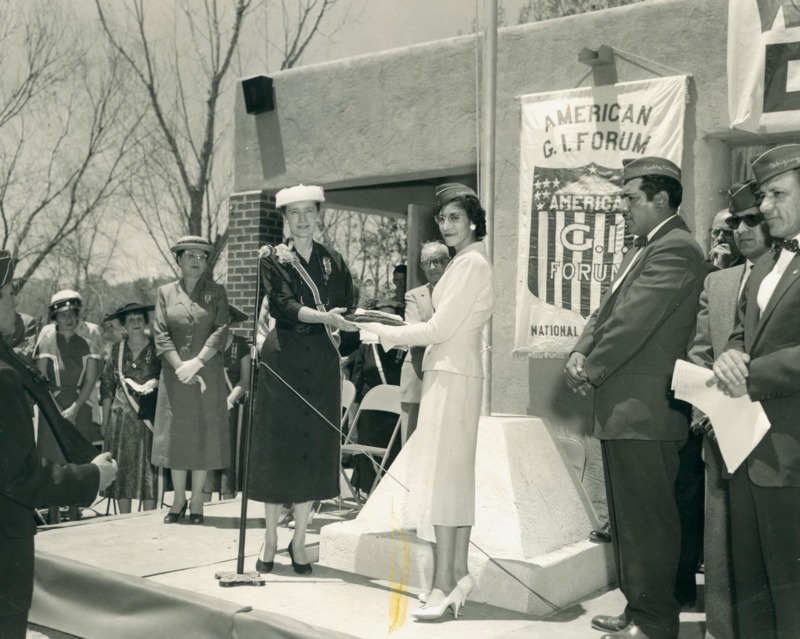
[247,326,341,503]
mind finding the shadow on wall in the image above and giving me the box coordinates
[527,357,607,521]
[255,108,286,180]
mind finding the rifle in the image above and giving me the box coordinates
[0,336,99,464]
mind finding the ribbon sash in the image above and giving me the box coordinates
[289,257,341,351]
[117,340,154,433]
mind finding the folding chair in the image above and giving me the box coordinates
[340,384,402,508]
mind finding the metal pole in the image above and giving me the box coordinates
[480,0,497,416]
[215,255,265,586]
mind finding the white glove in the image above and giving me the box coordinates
[176,357,204,383]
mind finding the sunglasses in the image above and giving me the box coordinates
[725,213,764,230]
[421,257,449,269]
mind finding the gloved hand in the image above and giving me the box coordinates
[176,357,204,383]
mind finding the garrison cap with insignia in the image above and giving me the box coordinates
[728,180,760,214]
[751,144,800,185]
[435,183,478,208]
[622,157,682,183]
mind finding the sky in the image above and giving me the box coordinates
[13,1,534,285]
[104,0,521,282]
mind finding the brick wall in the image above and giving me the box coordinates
[226,190,283,336]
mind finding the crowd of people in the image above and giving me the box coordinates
[3,146,799,637]
[565,149,800,639]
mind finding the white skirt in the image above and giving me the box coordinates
[409,370,483,540]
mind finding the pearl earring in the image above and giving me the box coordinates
[470,224,476,230]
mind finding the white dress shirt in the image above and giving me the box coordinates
[757,232,800,313]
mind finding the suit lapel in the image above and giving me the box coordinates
[752,252,800,347]
[593,216,688,333]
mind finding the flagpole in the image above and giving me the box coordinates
[480,0,497,416]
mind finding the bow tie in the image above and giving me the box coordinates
[633,236,648,249]
[773,239,799,253]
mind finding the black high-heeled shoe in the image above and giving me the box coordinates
[188,511,204,525]
[287,542,312,574]
[255,558,274,574]
[163,501,187,524]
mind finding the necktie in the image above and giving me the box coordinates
[634,236,648,248]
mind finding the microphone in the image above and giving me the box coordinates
[258,244,276,259]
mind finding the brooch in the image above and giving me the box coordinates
[323,256,332,283]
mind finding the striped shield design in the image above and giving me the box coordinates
[527,163,630,318]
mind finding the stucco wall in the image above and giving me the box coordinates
[233,0,732,511]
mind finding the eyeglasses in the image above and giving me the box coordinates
[434,212,466,225]
[421,257,449,269]
[184,251,208,261]
[725,212,765,230]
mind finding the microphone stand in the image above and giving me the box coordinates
[216,253,266,587]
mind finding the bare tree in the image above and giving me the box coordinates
[0,3,143,293]
[96,0,254,269]
[275,0,344,70]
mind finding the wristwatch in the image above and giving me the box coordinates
[196,355,206,366]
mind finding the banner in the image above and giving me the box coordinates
[729,1,800,133]
[514,76,687,358]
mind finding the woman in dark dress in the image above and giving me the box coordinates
[249,184,358,574]
[99,303,161,514]
[35,289,104,523]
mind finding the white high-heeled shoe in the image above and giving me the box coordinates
[411,586,462,621]
[418,574,474,605]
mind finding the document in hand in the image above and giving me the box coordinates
[671,360,771,474]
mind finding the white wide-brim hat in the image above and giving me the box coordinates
[275,184,325,208]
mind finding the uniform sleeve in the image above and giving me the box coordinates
[85,323,105,359]
[153,285,177,356]
[0,367,99,510]
[203,283,230,353]
[99,344,118,401]
[378,255,490,350]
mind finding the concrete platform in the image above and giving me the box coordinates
[321,416,614,615]
[28,497,707,639]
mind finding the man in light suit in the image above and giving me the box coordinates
[564,157,706,639]
[687,179,772,639]
[0,250,117,638]
[399,241,449,442]
[712,145,800,639]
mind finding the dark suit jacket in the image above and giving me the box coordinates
[725,250,800,487]
[0,358,99,616]
[574,216,706,441]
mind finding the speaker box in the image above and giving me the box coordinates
[242,76,274,114]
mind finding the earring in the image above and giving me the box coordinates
[470,224,476,230]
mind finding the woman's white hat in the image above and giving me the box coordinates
[275,184,325,208]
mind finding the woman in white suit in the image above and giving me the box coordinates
[360,183,494,621]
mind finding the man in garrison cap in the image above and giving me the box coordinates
[0,250,117,638]
[564,157,706,639]
[686,178,773,639]
[711,145,800,638]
